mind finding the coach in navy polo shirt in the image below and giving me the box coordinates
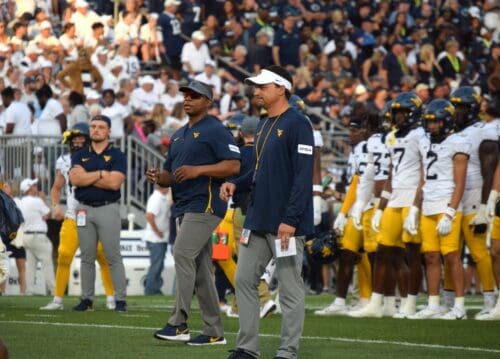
[69,115,128,313]
[221,66,314,359]
[146,80,240,346]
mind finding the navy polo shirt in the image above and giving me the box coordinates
[235,108,314,236]
[164,115,241,219]
[273,28,301,67]
[72,144,127,203]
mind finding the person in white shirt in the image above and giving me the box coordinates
[70,0,102,42]
[180,30,212,78]
[1,86,32,135]
[19,43,43,78]
[114,10,140,49]
[194,59,222,100]
[18,178,55,295]
[101,89,129,139]
[130,75,159,114]
[102,58,130,94]
[33,21,63,55]
[144,186,171,295]
[140,13,165,62]
[160,79,183,114]
[91,46,111,79]
[59,22,80,59]
[114,41,141,79]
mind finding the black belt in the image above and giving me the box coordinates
[25,231,46,235]
[81,200,118,207]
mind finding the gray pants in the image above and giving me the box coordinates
[23,233,55,295]
[235,231,305,359]
[168,212,224,337]
[77,203,126,301]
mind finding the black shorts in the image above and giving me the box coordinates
[2,238,26,259]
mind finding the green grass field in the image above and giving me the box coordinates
[0,295,499,359]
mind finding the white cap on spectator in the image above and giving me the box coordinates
[140,75,155,86]
[205,59,216,67]
[33,146,43,155]
[25,43,43,55]
[149,13,159,20]
[96,46,108,55]
[164,0,181,7]
[191,30,206,41]
[76,0,89,8]
[0,43,9,52]
[468,6,481,19]
[354,84,368,96]
[86,89,100,100]
[40,58,52,68]
[20,178,38,194]
[110,58,123,69]
[41,21,51,30]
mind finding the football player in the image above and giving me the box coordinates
[408,99,470,320]
[448,87,498,318]
[476,97,500,320]
[315,114,373,315]
[350,92,425,318]
[40,123,115,310]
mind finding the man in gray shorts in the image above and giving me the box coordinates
[146,80,240,346]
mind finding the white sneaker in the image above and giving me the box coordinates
[407,306,444,320]
[382,303,397,317]
[40,301,63,310]
[438,306,467,320]
[475,306,500,321]
[314,302,348,316]
[219,303,230,313]
[393,305,416,319]
[348,299,369,312]
[260,299,276,319]
[225,307,239,318]
[106,297,116,310]
[348,302,383,318]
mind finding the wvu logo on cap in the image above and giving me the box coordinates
[104,155,111,162]
[193,132,200,139]
[277,129,283,137]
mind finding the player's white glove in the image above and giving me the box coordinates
[313,195,322,226]
[371,209,383,233]
[403,206,419,236]
[0,241,9,285]
[437,207,455,236]
[350,201,364,230]
[486,190,498,220]
[333,213,347,235]
[470,204,488,227]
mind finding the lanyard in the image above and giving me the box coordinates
[447,54,460,73]
[254,113,282,170]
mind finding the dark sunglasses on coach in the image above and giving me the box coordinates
[183,91,203,100]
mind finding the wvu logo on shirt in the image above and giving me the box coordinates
[103,155,111,162]
[277,129,283,137]
[193,132,200,139]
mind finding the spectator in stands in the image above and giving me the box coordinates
[115,10,140,51]
[382,40,409,90]
[144,185,170,295]
[162,101,187,130]
[140,13,166,63]
[415,83,430,104]
[159,0,183,74]
[67,91,89,129]
[18,178,55,295]
[19,43,43,78]
[248,29,273,73]
[71,0,101,41]
[102,89,129,139]
[219,80,241,118]
[34,21,62,56]
[160,79,183,114]
[28,7,48,39]
[103,58,129,94]
[59,22,79,59]
[181,30,211,79]
[83,21,106,50]
[2,86,31,135]
[115,41,141,79]
[273,12,301,68]
[33,84,65,137]
[131,75,159,114]
[437,39,463,83]
[92,46,111,80]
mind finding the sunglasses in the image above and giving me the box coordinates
[183,91,203,100]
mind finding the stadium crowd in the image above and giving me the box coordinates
[0,0,499,356]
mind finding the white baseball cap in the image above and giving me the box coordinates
[354,84,368,96]
[39,58,52,68]
[40,20,51,30]
[191,30,206,41]
[86,89,100,100]
[140,75,155,86]
[20,178,38,193]
[245,69,292,91]
[205,59,216,67]
[164,0,181,7]
[76,0,89,8]
[0,43,10,52]
[25,43,43,55]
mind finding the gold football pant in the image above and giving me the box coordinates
[377,207,421,248]
[54,218,114,297]
[420,213,462,255]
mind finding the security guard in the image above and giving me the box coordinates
[147,80,240,346]
[69,115,127,312]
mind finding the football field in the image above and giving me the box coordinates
[0,295,499,358]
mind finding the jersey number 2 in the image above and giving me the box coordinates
[426,151,438,180]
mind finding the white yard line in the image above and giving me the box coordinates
[0,320,499,354]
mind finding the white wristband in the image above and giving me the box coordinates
[381,191,391,200]
[313,185,323,193]
[373,197,380,208]
[445,206,456,219]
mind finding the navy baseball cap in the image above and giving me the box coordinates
[91,114,112,128]
[179,80,213,100]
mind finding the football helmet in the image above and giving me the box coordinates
[422,99,455,143]
[306,231,339,264]
[450,86,481,131]
[62,122,90,152]
[391,92,423,134]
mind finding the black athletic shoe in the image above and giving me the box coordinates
[73,299,93,312]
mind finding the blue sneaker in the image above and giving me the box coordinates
[154,323,190,341]
[186,334,226,346]
[73,299,93,312]
[115,300,127,313]
[227,349,256,358]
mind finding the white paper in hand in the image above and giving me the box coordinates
[275,237,297,258]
